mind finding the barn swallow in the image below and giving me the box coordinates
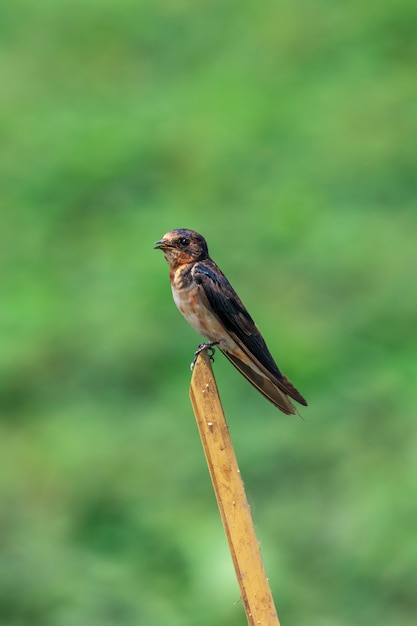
[154,228,307,415]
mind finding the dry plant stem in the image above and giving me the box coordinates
[190,349,280,626]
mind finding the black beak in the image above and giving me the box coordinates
[154,239,168,250]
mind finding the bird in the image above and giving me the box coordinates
[154,228,307,415]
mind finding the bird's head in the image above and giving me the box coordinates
[154,229,209,266]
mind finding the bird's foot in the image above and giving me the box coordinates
[190,342,219,371]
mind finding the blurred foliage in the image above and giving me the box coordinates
[1,0,417,624]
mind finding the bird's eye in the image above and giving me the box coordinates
[178,237,190,247]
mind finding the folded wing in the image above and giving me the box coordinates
[193,262,307,410]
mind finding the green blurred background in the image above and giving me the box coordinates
[1,1,416,624]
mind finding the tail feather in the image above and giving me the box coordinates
[277,374,308,406]
[222,351,297,415]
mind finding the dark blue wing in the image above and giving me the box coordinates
[193,261,284,379]
[193,260,307,407]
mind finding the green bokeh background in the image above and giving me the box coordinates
[1,1,417,625]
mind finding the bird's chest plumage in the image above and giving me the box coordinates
[170,264,224,342]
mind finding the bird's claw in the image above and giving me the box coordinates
[190,342,219,371]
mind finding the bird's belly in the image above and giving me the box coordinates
[171,283,230,345]
[171,283,267,377]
